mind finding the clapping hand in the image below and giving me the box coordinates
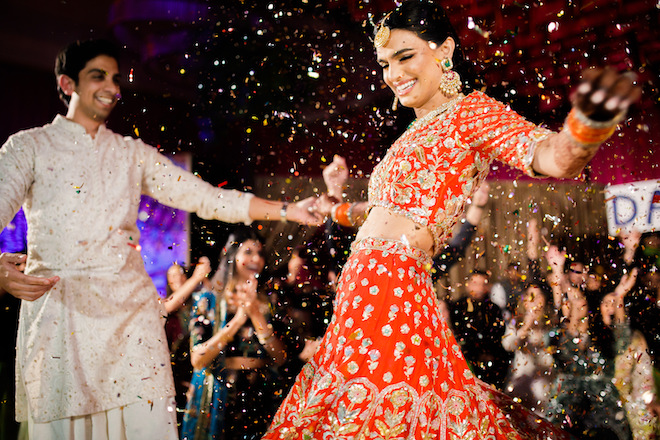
[234,275,261,318]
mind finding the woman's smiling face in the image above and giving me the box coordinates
[233,239,265,281]
[376,29,454,117]
[523,286,546,320]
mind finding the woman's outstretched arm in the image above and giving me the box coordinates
[532,68,641,179]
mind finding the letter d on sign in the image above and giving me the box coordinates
[605,180,660,236]
[612,195,637,227]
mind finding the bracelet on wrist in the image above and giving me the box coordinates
[331,202,352,227]
[346,202,358,226]
[330,203,340,222]
[257,330,275,346]
[280,202,289,223]
[563,107,623,149]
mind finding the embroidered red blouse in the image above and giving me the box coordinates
[368,91,552,253]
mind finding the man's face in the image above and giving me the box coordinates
[467,274,489,300]
[166,265,186,291]
[69,55,121,124]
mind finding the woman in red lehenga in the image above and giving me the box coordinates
[263,1,641,439]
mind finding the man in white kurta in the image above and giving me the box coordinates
[0,39,318,439]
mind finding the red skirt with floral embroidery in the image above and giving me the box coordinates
[263,238,570,440]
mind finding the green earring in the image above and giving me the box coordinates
[442,58,453,71]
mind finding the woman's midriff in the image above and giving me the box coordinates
[355,206,434,254]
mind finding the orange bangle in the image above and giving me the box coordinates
[331,202,352,227]
[563,108,620,148]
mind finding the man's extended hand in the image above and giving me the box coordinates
[286,197,324,226]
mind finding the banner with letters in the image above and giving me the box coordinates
[605,179,660,235]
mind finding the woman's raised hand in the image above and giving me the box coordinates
[191,256,211,282]
[471,182,489,207]
[573,67,642,122]
[526,218,542,260]
[322,155,349,199]
[544,243,566,270]
[614,267,639,299]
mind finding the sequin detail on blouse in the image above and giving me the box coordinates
[368,91,552,253]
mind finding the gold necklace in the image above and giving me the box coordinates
[408,93,465,132]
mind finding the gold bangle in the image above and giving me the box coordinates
[330,203,340,221]
[257,331,275,346]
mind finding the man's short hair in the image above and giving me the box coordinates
[54,39,120,106]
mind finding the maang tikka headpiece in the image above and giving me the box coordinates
[373,11,394,48]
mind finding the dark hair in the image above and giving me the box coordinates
[524,279,552,299]
[589,298,616,360]
[379,0,475,92]
[209,226,264,293]
[54,39,120,106]
[290,244,329,288]
[523,280,552,308]
[635,231,660,273]
[469,269,490,279]
[516,281,556,328]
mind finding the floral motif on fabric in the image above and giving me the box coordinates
[263,238,570,440]
[368,91,551,253]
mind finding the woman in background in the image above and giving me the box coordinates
[502,282,555,416]
[547,270,650,439]
[181,227,285,440]
[164,257,212,428]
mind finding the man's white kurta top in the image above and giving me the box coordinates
[0,115,253,422]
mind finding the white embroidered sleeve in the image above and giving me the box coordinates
[135,138,254,225]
